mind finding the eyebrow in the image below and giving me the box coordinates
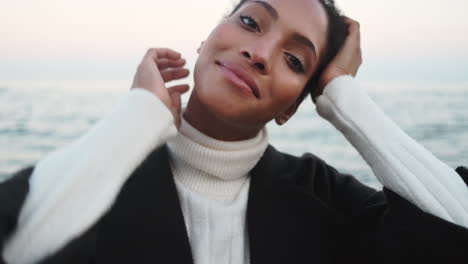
[251,1,279,20]
[250,0,317,60]
[292,33,317,61]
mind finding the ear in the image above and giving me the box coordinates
[197,41,205,54]
[275,102,299,126]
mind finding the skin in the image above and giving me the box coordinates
[131,0,362,140]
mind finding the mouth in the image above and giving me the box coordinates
[216,61,260,99]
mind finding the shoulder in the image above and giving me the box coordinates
[253,145,380,215]
[257,145,369,190]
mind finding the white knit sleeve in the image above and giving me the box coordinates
[3,88,177,264]
[315,75,468,227]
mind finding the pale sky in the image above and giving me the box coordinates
[1,0,468,83]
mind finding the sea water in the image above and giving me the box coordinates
[1,80,468,189]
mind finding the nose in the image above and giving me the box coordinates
[240,44,271,74]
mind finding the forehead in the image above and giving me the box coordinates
[242,0,329,57]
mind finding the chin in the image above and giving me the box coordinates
[192,60,270,127]
[193,86,266,130]
[201,86,246,117]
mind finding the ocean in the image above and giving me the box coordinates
[1,80,468,189]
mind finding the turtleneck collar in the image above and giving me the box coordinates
[167,116,269,200]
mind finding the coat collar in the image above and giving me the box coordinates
[96,145,338,264]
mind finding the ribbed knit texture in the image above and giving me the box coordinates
[175,178,251,264]
[316,75,468,226]
[167,117,268,264]
[167,117,268,201]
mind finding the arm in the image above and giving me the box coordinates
[314,18,468,227]
[2,48,189,264]
[316,75,468,226]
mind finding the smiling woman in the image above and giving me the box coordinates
[1,0,468,263]
[186,0,348,141]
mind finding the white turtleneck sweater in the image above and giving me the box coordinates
[3,76,468,264]
[167,118,268,264]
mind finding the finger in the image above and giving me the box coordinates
[160,68,190,82]
[346,20,360,39]
[155,48,182,60]
[143,48,182,63]
[341,17,360,38]
[339,21,360,55]
[143,48,159,61]
[173,110,182,129]
[156,58,186,70]
[342,16,358,27]
[168,84,190,95]
[171,91,182,117]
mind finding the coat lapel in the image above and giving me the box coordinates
[95,145,193,264]
[248,145,340,264]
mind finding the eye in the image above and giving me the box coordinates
[285,53,305,73]
[240,15,260,31]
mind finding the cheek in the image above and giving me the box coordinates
[194,24,233,90]
[199,22,240,55]
[268,74,305,112]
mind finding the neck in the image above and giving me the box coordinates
[184,91,262,141]
[167,111,269,200]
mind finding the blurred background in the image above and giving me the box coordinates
[1,0,468,187]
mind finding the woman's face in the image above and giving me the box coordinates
[192,0,329,128]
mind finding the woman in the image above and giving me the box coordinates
[1,0,468,263]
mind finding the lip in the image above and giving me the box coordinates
[216,61,260,99]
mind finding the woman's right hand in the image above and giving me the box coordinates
[131,48,190,128]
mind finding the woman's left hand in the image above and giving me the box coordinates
[313,17,362,100]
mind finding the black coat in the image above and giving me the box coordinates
[2,145,468,264]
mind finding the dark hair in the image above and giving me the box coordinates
[229,0,348,102]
